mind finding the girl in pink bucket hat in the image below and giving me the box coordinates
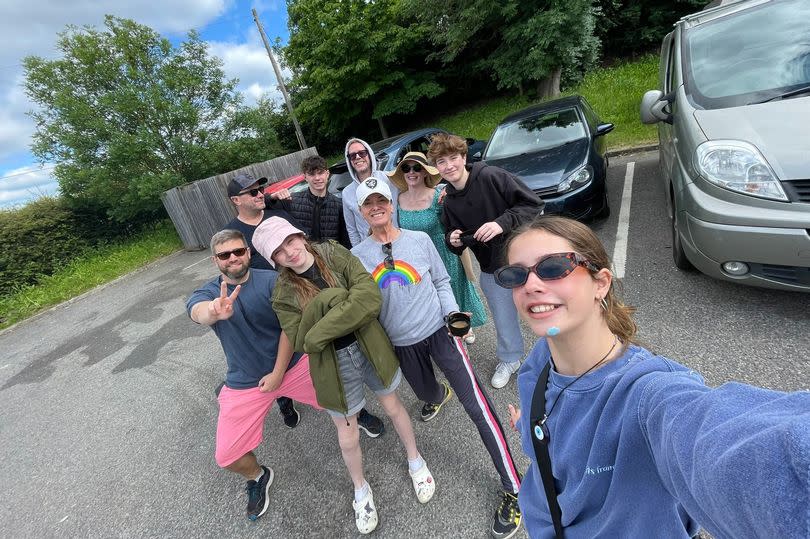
[253,216,435,534]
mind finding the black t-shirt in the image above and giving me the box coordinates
[225,203,299,270]
[300,263,356,350]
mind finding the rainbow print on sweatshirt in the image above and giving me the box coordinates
[371,260,421,289]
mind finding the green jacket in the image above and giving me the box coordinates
[272,240,400,414]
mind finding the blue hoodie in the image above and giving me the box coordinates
[516,340,810,538]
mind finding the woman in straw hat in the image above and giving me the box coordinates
[388,151,487,345]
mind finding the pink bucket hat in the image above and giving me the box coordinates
[252,216,306,268]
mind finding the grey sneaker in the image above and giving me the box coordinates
[491,361,520,389]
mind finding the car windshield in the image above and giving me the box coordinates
[483,108,586,160]
[683,0,810,108]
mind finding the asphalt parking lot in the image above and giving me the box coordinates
[0,150,807,538]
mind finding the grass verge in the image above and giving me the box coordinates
[0,221,181,330]
[421,55,660,150]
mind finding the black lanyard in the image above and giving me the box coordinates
[530,362,564,538]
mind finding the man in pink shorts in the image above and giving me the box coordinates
[187,228,322,521]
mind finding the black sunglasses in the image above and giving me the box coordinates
[494,252,600,288]
[214,247,248,261]
[401,163,423,173]
[348,150,369,161]
[382,242,394,270]
[238,188,262,197]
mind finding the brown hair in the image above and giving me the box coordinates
[210,229,247,253]
[505,216,638,344]
[427,133,468,163]
[278,240,338,308]
[301,155,327,174]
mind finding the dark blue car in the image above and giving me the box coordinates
[482,95,614,220]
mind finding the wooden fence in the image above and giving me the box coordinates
[161,148,317,250]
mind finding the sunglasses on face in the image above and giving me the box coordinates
[238,188,262,197]
[382,242,394,270]
[214,247,248,261]
[494,252,600,288]
[348,150,369,161]
[401,163,423,173]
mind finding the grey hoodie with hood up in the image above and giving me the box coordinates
[341,138,400,246]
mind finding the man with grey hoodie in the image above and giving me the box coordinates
[342,138,400,246]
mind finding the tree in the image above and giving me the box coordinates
[24,16,250,224]
[596,0,707,58]
[284,0,443,138]
[404,0,600,98]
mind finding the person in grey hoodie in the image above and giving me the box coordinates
[342,137,399,246]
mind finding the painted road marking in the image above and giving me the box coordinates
[613,161,635,279]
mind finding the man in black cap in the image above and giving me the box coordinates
[221,172,385,437]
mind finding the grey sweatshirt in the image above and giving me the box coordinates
[351,229,458,346]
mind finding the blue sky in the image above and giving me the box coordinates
[0,0,291,209]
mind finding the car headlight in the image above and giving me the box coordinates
[695,141,787,201]
[558,165,592,194]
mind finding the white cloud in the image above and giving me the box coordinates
[0,164,59,208]
[208,37,288,106]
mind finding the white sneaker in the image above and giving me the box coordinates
[491,360,520,389]
[352,485,379,534]
[409,462,436,504]
[464,331,476,345]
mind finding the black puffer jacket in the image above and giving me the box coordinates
[277,190,351,249]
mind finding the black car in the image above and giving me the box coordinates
[482,95,613,220]
[328,127,486,198]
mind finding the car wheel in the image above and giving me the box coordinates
[671,198,694,271]
[592,191,610,219]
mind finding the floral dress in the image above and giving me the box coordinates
[398,188,487,327]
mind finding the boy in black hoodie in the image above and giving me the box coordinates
[430,134,543,391]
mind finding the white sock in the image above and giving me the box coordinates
[254,469,265,482]
[408,455,425,473]
[354,481,370,502]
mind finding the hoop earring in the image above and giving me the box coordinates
[600,297,608,311]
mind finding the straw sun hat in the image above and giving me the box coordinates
[386,151,442,191]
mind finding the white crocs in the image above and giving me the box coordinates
[352,485,379,534]
[409,462,436,504]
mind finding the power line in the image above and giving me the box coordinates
[0,164,56,181]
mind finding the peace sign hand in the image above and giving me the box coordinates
[208,280,241,321]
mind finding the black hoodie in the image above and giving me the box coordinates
[440,161,543,273]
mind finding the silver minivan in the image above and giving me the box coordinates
[640,0,810,291]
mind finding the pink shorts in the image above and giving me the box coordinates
[215,355,322,467]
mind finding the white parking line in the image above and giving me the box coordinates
[613,161,635,279]
[183,256,211,271]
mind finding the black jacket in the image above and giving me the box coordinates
[441,162,543,273]
[271,190,351,249]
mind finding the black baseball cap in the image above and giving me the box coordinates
[227,172,268,197]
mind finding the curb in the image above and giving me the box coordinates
[606,144,659,157]
[0,249,185,336]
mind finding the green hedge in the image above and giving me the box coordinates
[0,197,93,295]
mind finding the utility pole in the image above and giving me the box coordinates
[252,8,307,151]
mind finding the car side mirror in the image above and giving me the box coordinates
[640,90,673,125]
[595,123,614,136]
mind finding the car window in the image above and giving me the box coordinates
[483,108,587,160]
[328,171,354,196]
[664,34,675,94]
[683,0,810,108]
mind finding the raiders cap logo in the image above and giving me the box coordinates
[364,178,377,188]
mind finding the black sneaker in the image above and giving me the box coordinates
[357,408,385,438]
[491,491,522,539]
[420,381,453,422]
[278,397,300,428]
[245,466,274,521]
